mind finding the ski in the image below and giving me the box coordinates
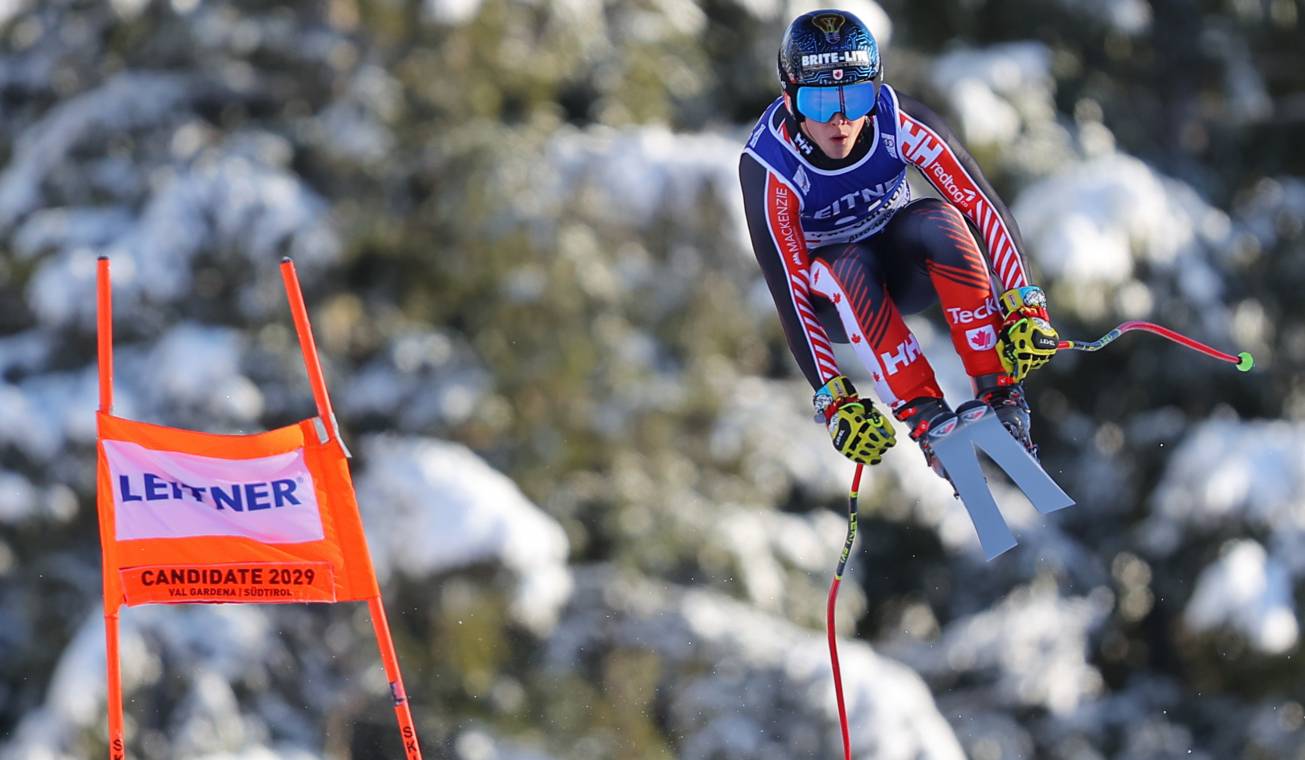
[928,401,1075,559]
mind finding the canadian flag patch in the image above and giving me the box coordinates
[966,325,997,351]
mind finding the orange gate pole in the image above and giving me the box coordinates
[279,257,423,759]
[97,256,127,759]
[278,257,339,439]
[104,609,125,760]
[369,597,423,759]
[97,256,114,414]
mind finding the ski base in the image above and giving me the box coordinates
[927,401,1075,560]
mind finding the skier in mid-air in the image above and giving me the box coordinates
[739,9,1061,474]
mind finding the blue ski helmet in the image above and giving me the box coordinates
[778,10,882,121]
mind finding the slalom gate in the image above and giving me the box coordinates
[95,256,422,759]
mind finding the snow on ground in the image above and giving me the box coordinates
[688,501,854,622]
[1238,176,1305,249]
[712,506,848,608]
[4,478,75,527]
[305,64,400,164]
[0,0,30,27]
[930,42,1054,147]
[454,729,560,760]
[354,435,572,633]
[544,124,749,251]
[127,323,264,424]
[25,133,338,328]
[782,0,891,43]
[0,72,192,231]
[0,605,308,760]
[1141,419,1305,653]
[422,0,484,25]
[1057,0,1152,34]
[0,322,261,483]
[3,367,100,463]
[0,330,51,377]
[550,568,966,760]
[0,470,37,523]
[11,206,134,261]
[1183,539,1298,654]
[5,70,339,332]
[887,582,1111,715]
[1013,153,1232,321]
[705,375,850,503]
[192,751,320,760]
[1142,419,1305,561]
[340,328,491,431]
[425,0,708,39]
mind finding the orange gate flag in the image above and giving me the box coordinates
[97,412,376,606]
[95,256,422,760]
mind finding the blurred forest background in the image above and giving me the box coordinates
[1,0,1303,758]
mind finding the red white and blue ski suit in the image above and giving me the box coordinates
[739,84,1033,410]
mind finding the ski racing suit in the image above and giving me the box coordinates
[738,84,1033,411]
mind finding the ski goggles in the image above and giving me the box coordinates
[793,81,878,122]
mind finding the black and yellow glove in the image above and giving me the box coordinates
[996,286,1059,380]
[813,375,896,465]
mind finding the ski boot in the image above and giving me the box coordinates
[895,396,957,478]
[975,373,1036,458]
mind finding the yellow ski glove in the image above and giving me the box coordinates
[813,375,896,465]
[996,286,1059,380]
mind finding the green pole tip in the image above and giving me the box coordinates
[1236,351,1255,372]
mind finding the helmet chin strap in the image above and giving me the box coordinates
[782,83,806,125]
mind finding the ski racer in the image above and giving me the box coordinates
[738,9,1060,474]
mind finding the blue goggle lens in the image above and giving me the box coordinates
[795,82,878,122]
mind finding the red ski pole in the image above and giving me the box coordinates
[1058,320,1254,371]
[826,463,864,760]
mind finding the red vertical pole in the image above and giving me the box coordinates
[279,257,422,759]
[97,256,114,414]
[105,610,125,760]
[369,597,423,759]
[278,258,336,427]
[827,463,864,760]
[97,256,126,759]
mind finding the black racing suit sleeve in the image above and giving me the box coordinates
[739,152,830,391]
[896,91,1034,290]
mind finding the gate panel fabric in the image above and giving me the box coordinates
[97,414,382,607]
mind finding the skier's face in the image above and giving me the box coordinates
[784,93,866,160]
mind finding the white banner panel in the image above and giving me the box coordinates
[103,440,325,543]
